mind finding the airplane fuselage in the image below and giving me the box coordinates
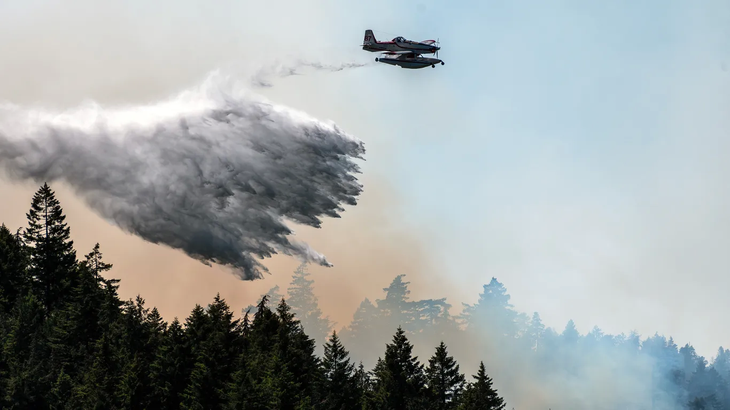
[362,41,438,54]
[362,31,439,54]
[375,55,444,69]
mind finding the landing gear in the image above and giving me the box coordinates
[375,58,379,62]
[441,61,444,65]
[431,65,435,68]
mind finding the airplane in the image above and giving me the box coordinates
[375,51,445,69]
[362,29,440,55]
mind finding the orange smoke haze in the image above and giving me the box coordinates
[0,173,463,329]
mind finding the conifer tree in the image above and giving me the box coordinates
[417,298,461,346]
[249,294,280,353]
[355,361,375,410]
[0,224,29,311]
[371,358,390,407]
[681,344,702,382]
[561,319,580,345]
[711,347,730,382]
[197,294,242,407]
[377,275,420,333]
[340,298,380,368]
[150,318,190,409]
[287,263,333,350]
[2,292,50,408]
[181,360,210,410]
[64,244,124,408]
[687,358,725,410]
[458,362,505,410]
[526,312,545,352]
[83,242,113,279]
[229,294,280,409]
[22,183,77,313]
[75,330,124,408]
[426,341,465,409]
[459,278,518,339]
[181,303,219,409]
[320,330,360,409]
[114,296,161,406]
[244,285,285,316]
[47,243,113,381]
[46,277,97,391]
[275,298,323,409]
[373,326,427,410]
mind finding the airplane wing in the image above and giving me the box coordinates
[382,50,418,54]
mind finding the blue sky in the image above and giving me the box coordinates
[310,0,730,355]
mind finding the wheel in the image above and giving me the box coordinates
[375,58,379,62]
[431,65,435,68]
[441,61,444,65]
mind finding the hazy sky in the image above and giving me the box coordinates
[1,0,730,360]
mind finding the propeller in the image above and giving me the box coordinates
[435,38,440,58]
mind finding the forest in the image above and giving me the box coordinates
[0,183,502,409]
[0,183,729,409]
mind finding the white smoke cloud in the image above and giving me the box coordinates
[0,71,366,280]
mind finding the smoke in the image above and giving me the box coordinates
[328,274,688,410]
[0,71,366,280]
[249,59,371,88]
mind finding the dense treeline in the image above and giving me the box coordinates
[253,234,730,407]
[329,278,730,409]
[4,183,730,409]
[254,273,730,409]
[0,183,506,409]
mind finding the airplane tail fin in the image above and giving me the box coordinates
[363,29,376,45]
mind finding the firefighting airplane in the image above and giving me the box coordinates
[362,29,445,69]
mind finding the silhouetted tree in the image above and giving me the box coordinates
[712,347,730,381]
[320,330,360,409]
[561,319,580,345]
[426,341,465,409]
[243,285,285,316]
[0,224,29,311]
[2,292,49,408]
[459,362,505,410]
[287,263,332,351]
[355,361,376,410]
[687,358,725,410]
[372,326,426,410]
[526,312,545,352]
[228,295,279,409]
[417,299,462,351]
[275,298,323,409]
[22,183,77,313]
[460,278,518,340]
[377,275,420,333]
[150,318,189,409]
[180,294,241,409]
[340,298,381,369]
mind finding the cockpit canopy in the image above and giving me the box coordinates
[393,36,406,42]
